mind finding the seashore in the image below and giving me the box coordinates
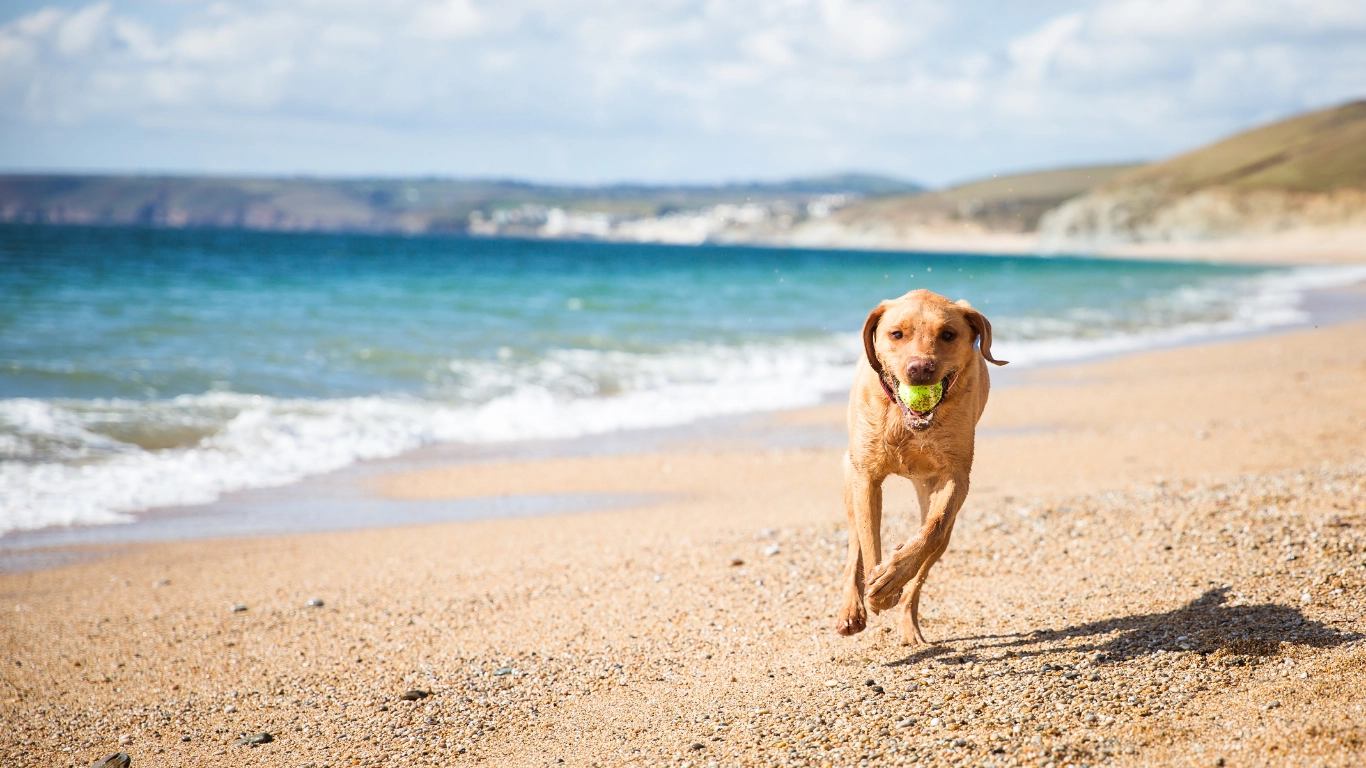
[3,316,1366,767]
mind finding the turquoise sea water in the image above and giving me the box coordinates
[2,224,1361,533]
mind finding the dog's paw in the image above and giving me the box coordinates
[898,610,931,646]
[835,603,867,636]
[866,586,903,613]
[865,561,909,612]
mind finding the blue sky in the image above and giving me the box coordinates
[1,0,1363,187]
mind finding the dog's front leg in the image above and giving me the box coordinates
[864,473,967,613]
[836,462,883,635]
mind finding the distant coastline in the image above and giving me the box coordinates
[0,172,918,238]
[4,206,1361,266]
[4,101,1365,265]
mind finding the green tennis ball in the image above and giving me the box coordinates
[898,381,943,412]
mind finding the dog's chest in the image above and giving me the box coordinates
[885,431,959,477]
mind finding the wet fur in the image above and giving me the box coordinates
[835,289,1006,644]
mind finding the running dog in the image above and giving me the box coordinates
[835,289,1006,644]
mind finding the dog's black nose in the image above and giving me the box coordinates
[905,357,936,384]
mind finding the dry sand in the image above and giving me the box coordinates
[4,322,1366,768]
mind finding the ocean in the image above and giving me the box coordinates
[2,224,1363,535]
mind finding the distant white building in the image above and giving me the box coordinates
[469,194,855,244]
[540,208,613,238]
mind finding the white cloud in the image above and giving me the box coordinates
[408,0,483,40]
[54,2,109,56]
[993,0,1366,130]
[816,0,911,61]
[14,7,64,37]
[0,0,1362,184]
[1007,13,1083,83]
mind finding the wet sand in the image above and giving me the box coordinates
[3,321,1366,768]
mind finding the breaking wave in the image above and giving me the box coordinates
[2,263,1363,535]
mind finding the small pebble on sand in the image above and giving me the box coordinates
[306,598,324,607]
[399,689,430,701]
[230,732,273,746]
[230,604,247,613]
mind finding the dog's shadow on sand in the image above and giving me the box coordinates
[885,587,1360,668]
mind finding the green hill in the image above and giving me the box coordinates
[1112,100,1366,194]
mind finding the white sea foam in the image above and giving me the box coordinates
[997,264,1366,366]
[2,264,1364,535]
[0,340,860,534]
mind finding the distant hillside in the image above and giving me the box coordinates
[778,164,1138,252]
[731,173,924,197]
[1039,101,1366,250]
[0,173,920,235]
[829,164,1140,233]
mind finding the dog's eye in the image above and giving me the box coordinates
[940,330,957,342]
[890,330,903,340]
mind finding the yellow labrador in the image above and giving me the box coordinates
[835,289,1006,644]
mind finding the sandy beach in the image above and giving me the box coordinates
[4,318,1366,768]
[4,7,1365,768]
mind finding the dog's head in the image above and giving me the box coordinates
[862,289,1006,422]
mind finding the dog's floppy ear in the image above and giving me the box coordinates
[862,301,890,378]
[958,304,1007,366]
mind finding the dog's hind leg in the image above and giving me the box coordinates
[912,476,932,525]
[897,535,951,645]
[892,477,943,643]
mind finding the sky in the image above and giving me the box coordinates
[1,0,1363,188]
